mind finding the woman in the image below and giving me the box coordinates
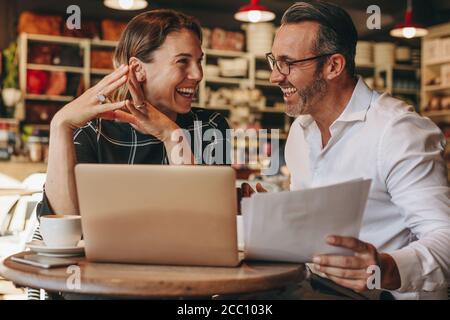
[37,9,230,217]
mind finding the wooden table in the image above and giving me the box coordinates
[0,252,306,298]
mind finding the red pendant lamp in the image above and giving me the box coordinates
[390,0,428,39]
[234,0,276,23]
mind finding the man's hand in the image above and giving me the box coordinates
[312,235,401,292]
[240,182,267,197]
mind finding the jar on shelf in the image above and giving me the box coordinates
[41,136,49,163]
[28,136,43,163]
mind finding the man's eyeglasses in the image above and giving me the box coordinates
[265,52,336,76]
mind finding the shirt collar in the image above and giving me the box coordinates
[297,76,373,129]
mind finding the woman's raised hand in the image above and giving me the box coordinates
[51,65,129,130]
[113,62,179,141]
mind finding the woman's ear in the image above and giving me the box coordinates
[129,57,146,82]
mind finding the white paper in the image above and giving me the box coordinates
[243,178,371,263]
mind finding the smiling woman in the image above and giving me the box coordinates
[39,9,231,218]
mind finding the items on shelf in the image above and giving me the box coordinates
[62,20,100,39]
[423,37,450,62]
[22,126,49,163]
[217,58,248,77]
[0,120,18,161]
[25,103,61,123]
[356,41,418,67]
[210,28,245,52]
[206,87,265,110]
[243,23,275,56]
[441,64,450,86]
[91,50,114,69]
[17,11,128,42]
[374,42,396,66]
[18,12,62,36]
[101,20,128,41]
[395,46,411,64]
[423,95,450,112]
[421,22,450,116]
[355,41,373,65]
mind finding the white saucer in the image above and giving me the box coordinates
[26,240,85,257]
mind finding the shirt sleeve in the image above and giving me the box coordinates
[379,112,450,293]
[36,122,99,219]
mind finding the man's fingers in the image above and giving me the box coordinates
[255,183,267,193]
[326,275,368,293]
[313,255,365,269]
[326,235,369,253]
[314,265,366,280]
[241,183,255,197]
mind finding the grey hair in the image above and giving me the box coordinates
[281,1,358,77]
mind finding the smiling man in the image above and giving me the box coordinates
[267,1,449,299]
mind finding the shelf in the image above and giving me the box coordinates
[377,64,417,71]
[255,80,277,87]
[424,84,450,94]
[205,105,232,111]
[393,88,419,95]
[206,77,250,85]
[425,57,450,67]
[90,68,114,75]
[392,65,417,71]
[204,49,248,58]
[23,124,51,130]
[0,118,19,125]
[356,63,375,69]
[91,39,118,47]
[25,94,74,102]
[24,33,86,45]
[27,64,84,74]
[421,110,450,119]
[257,108,285,114]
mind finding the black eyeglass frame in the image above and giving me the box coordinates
[265,52,337,75]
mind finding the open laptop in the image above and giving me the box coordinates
[74,164,239,267]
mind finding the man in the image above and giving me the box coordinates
[244,1,449,299]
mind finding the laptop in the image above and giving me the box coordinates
[75,164,239,267]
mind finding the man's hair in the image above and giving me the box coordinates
[281,1,358,77]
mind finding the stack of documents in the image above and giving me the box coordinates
[241,179,371,263]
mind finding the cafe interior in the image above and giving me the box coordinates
[0,0,449,301]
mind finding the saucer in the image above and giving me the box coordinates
[26,240,85,257]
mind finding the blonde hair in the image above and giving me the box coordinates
[111,9,202,102]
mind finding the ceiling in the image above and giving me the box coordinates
[8,0,450,43]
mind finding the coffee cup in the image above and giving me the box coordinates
[39,214,82,248]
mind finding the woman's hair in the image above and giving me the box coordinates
[112,9,202,102]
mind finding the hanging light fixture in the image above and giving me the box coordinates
[234,0,276,23]
[104,0,148,11]
[390,0,428,39]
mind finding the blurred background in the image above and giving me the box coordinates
[0,0,449,299]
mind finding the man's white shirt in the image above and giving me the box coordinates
[285,77,450,299]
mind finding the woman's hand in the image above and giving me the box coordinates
[113,62,179,142]
[51,65,129,130]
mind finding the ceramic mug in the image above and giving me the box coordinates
[39,214,82,248]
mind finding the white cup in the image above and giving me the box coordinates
[40,214,82,248]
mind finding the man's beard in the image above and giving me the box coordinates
[286,72,327,117]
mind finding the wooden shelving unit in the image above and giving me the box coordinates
[421,22,450,120]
